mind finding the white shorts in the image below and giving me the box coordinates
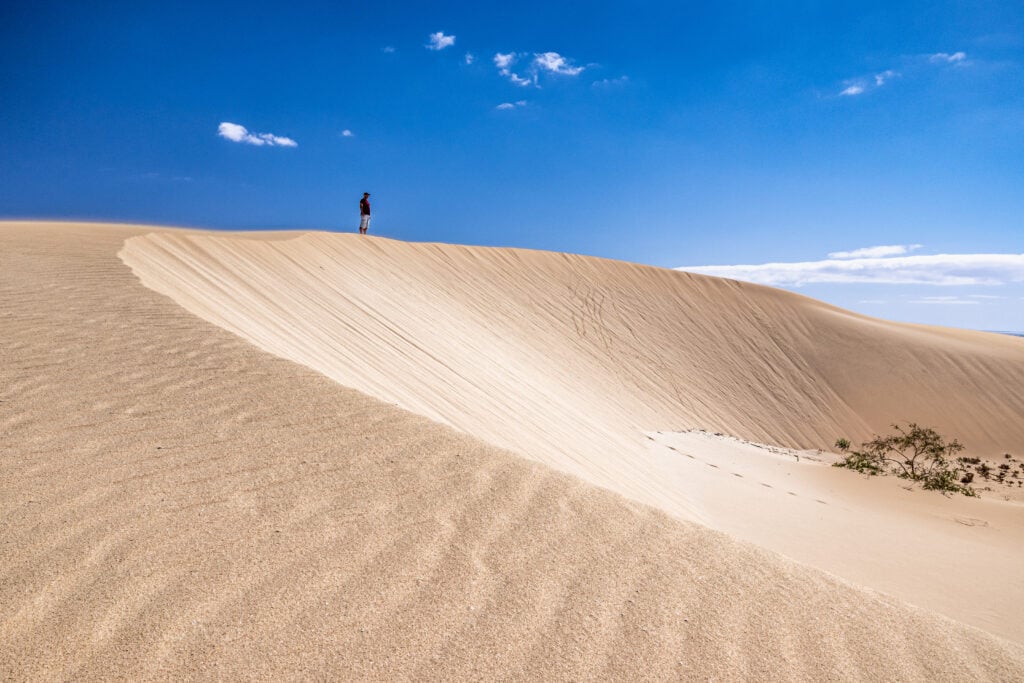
[359,215,371,230]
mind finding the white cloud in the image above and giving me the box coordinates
[969,294,1004,299]
[382,46,396,53]
[593,75,630,88]
[494,52,515,70]
[465,52,474,65]
[828,244,922,259]
[840,70,897,96]
[494,52,533,86]
[838,52,966,99]
[874,69,898,86]
[427,31,455,51]
[858,299,887,304]
[495,50,585,86]
[678,252,1024,287]
[533,52,584,76]
[496,100,527,110]
[910,296,979,305]
[218,122,297,147]
[341,129,354,137]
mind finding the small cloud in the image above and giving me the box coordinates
[910,296,979,305]
[858,300,887,304]
[968,294,1004,299]
[495,50,585,86]
[494,52,515,70]
[874,69,898,86]
[427,31,455,51]
[464,53,474,65]
[495,52,533,86]
[839,72,897,96]
[837,52,966,99]
[495,100,527,110]
[533,52,584,76]
[930,51,967,64]
[341,129,354,138]
[829,244,922,259]
[218,122,297,147]
[382,46,396,54]
[592,75,630,89]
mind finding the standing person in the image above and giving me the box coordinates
[359,192,371,234]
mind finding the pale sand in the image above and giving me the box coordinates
[119,226,1024,640]
[2,221,1023,681]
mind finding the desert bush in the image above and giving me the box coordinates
[833,423,977,497]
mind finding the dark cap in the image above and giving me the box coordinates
[363,192,370,196]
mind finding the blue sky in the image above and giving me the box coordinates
[2,1,1022,330]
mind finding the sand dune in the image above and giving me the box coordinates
[3,221,1024,680]
[121,230,1024,463]
[119,228,1024,639]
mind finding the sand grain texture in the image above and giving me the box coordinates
[3,222,1024,681]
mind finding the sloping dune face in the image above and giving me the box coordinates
[121,232,1024,517]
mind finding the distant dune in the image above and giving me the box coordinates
[4,222,1024,680]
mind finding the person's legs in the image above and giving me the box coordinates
[359,215,370,234]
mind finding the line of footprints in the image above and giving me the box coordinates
[646,433,829,506]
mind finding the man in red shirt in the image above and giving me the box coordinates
[359,192,371,234]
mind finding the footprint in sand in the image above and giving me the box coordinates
[954,517,989,527]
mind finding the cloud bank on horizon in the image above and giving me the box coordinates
[679,246,1024,287]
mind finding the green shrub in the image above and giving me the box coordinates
[834,423,977,497]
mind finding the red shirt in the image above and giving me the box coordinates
[360,197,370,215]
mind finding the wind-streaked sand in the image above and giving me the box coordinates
[3,221,1024,680]
[120,226,1024,640]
